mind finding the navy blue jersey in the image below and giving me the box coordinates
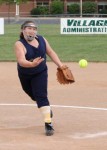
[18,35,47,75]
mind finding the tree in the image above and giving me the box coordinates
[31,6,49,16]
[50,0,63,14]
[82,1,97,14]
[68,3,80,14]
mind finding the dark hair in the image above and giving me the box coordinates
[20,20,36,39]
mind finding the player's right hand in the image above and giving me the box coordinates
[32,57,44,67]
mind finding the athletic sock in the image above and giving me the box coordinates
[40,106,51,123]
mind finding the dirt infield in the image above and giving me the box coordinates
[0,62,107,150]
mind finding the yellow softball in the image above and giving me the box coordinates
[79,59,88,68]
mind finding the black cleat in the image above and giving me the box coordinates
[45,123,54,136]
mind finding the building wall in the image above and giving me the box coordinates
[0,0,107,17]
[0,1,34,17]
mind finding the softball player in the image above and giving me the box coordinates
[14,20,63,136]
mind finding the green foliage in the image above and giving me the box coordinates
[39,6,49,15]
[82,1,97,14]
[0,0,13,4]
[30,7,41,15]
[68,3,80,14]
[0,0,28,5]
[30,6,49,16]
[50,0,63,14]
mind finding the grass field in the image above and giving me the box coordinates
[0,24,107,62]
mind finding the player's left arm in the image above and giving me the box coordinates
[44,38,63,68]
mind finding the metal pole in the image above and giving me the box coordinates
[14,0,19,21]
[80,0,82,17]
[16,3,19,16]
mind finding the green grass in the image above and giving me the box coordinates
[0,24,107,62]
